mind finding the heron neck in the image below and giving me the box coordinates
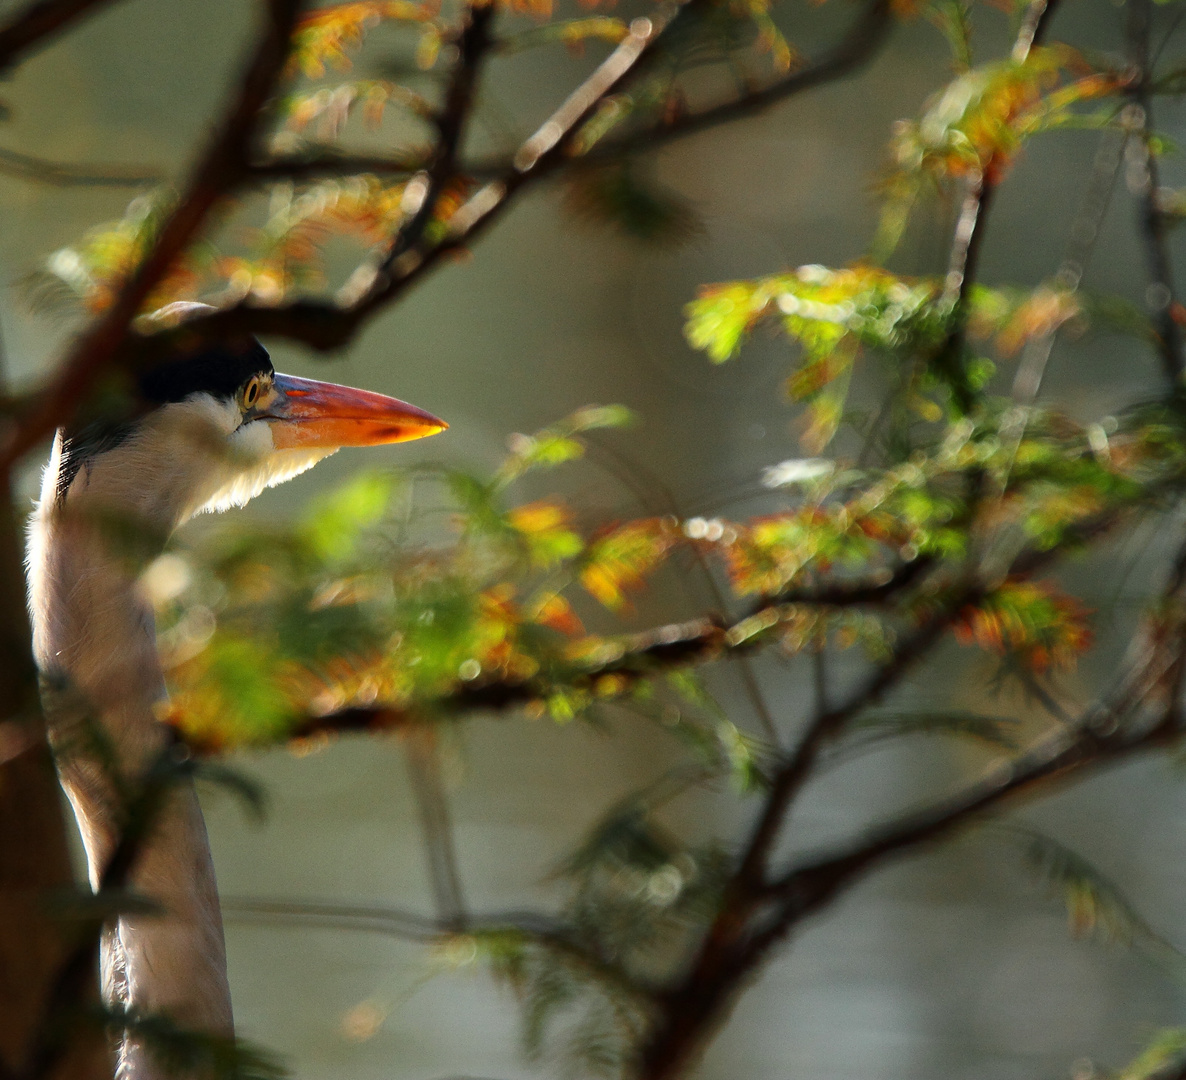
[26,431,234,1072]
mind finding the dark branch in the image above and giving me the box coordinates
[742,558,1186,949]
[734,583,977,890]
[373,2,496,279]
[207,563,931,753]
[0,0,121,74]
[0,146,159,188]
[0,0,303,466]
[0,0,900,465]
[223,897,655,1001]
[247,151,431,182]
[577,0,893,163]
[213,490,1153,757]
[628,521,1186,1080]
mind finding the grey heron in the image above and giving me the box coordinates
[26,303,446,1078]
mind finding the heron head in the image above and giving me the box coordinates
[52,303,447,526]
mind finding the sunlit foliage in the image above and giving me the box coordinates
[27,0,1186,1075]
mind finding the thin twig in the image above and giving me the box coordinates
[935,0,1062,412]
[1127,0,1184,384]
[0,146,159,188]
[222,897,655,1001]
[403,730,467,930]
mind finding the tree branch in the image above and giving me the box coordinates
[371,1,496,281]
[0,0,302,467]
[0,0,900,467]
[0,0,121,74]
[0,146,158,188]
[246,151,431,182]
[222,897,656,1001]
[933,0,1062,413]
[209,485,1158,759]
[574,0,893,164]
[628,521,1186,1080]
[403,730,467,931]
[211,562,931,753]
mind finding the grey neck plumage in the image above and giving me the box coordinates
[27,425,235,1080]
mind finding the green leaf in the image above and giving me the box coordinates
[1116,1030,1186,1080]
[300,471,399,562]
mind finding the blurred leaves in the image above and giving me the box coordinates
[145,388,1186,752]
[25,189,197,314]
[477,796,728,1074]
[1007,828,1185,964]
[1114,1030,1186,1080]
[277,80,433,140]
[877,48,1121,255]
[563,161,701,245]
[954,579,1092,672]
[106,1009,288,1080]
[580,520,678,611]
[287,2,439,79]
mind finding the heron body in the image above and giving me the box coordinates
[26,306,445,1078]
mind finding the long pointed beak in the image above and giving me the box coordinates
[266,373,447,450]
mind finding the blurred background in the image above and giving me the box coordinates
[3,0,1186,1077]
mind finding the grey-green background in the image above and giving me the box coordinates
[3,0,1185,1077]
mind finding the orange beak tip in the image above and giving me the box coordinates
[267,373,448,449]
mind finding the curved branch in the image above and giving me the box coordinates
[577,0,893,162]
[206,562,931,752]
[0,0,302,466]
[0,146,158,188]
[0,0,122,74]
[0,0,900,465]
[222,897,656,1002]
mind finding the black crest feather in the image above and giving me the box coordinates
[54,338,273,504]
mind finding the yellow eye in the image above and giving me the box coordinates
[242,376,263,409]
